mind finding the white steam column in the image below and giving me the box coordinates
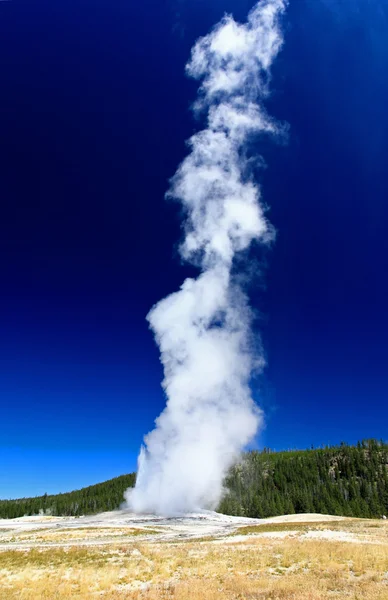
[127,0,287,516]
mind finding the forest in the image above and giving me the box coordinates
[0,440,386,520]
[0,473,136,520]
[219,439,388,519]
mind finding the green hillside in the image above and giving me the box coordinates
[220,439,388,519]
[0,440,387,520]
[0,473,136,519]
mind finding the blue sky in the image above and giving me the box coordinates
[0,0,387,498]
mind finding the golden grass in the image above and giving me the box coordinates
[236,517,388,542]
[235,521,342,535]
[0,520,387,599]
[0,527,160,545]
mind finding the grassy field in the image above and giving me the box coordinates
[0,518,387,599]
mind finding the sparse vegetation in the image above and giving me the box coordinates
[235,521,342,534]
[0,519,387,599]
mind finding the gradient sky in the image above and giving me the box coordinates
[0,0,387,499]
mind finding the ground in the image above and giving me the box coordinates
[0,511,387,599]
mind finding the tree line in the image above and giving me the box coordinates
[0,473,135,519]
[0,440,387,519]
[219,439,388,519]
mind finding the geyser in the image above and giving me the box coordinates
[126,0,287,516]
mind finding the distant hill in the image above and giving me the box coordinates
[0,473,136,520]
[0,440,387,520]
[219,439,388,519]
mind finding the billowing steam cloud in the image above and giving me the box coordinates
[126,0,286,516]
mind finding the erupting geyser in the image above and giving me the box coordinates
[126,0,287,516]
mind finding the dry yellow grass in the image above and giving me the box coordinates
[236,517,388,539]
[0,527,160,544]
[0,519,387,599]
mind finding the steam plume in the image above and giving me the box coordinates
[127,0,286,516]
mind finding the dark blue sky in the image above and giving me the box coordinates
[1,0,387,498]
